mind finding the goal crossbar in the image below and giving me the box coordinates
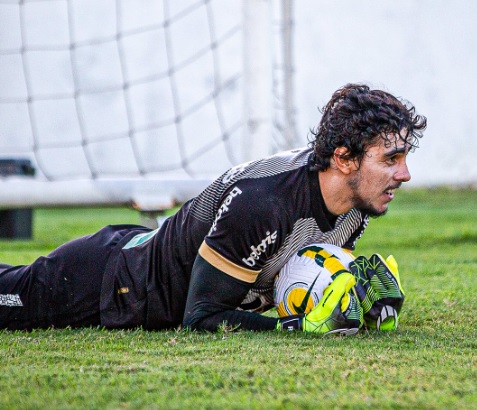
[0,177,212,210]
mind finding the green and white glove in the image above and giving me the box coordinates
[349,254,405,331]
[278,273,363,335]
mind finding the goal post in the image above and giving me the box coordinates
[0,0,297,211]
[243,0,273,161]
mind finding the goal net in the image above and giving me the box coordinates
[0,0,298,210]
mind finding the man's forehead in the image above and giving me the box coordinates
[364,132,411,157]
[380,131,411,149]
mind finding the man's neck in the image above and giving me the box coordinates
[318,170,353,216]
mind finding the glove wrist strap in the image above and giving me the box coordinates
[277,314,305,331]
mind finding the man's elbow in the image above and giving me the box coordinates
[182,309,216,331]
[182,311,200,330]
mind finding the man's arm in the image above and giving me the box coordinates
[182,252,278,331]
[182,244,363,334]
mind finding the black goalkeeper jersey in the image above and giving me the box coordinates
[100,147,368,329]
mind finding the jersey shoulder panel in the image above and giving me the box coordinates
[188,147,313,225]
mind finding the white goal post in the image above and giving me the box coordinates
[0,0,297,211]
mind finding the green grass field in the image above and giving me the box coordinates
[1,188,476,409]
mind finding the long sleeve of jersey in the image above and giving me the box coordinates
[182,253,278,331]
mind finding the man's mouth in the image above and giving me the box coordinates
[385,189,395,200]
[384,184,402,199]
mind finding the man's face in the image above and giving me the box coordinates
[348,135,411,217]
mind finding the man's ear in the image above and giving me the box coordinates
[332,147,358,174]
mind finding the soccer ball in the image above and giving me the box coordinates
[274,243,356,317]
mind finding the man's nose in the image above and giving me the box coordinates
[396,161,411,182]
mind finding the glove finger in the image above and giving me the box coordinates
[322,272,356,307]
[364,303,399,331]
[364,300,390,324]
[367,254,405,317]
[311,273,356,323]
[385,255,405,295]
[318,291,363,336]
[349,256,380,310]
[349,256,374,287]
[369,254,404,298]
[352,281,375,315]
[303,274,362,335]
[341,292,364,326]
[377,305,399,331]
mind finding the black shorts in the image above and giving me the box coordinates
[0,225,141,330]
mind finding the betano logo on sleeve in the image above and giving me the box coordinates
[208,187,243,234]
[242,230,278,267]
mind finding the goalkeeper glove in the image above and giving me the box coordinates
[349,254,405,331]
[277,273,364,335]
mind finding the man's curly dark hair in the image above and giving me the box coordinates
[310,83,427,171]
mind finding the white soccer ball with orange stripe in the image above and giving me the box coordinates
[274,243,356,317]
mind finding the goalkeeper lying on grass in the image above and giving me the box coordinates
[0,83,426,334]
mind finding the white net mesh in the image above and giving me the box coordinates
[0,0,294,189]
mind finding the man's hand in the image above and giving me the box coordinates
[302,272,363,335]
[349,254,405,331]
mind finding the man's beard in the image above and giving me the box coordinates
[353,197,388,218]
[347,175,388,218]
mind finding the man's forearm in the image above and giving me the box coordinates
[182,253,278,331]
